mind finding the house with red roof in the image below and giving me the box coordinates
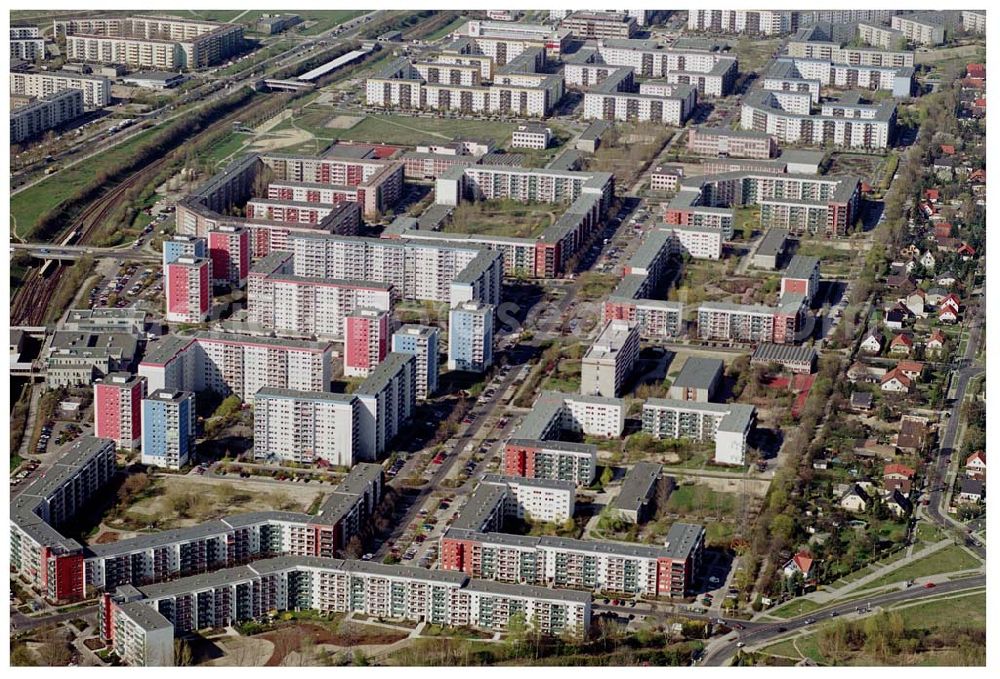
[782,551,815,580]
[956,242,976,260]
[880,368,912,393]
[889,333,914,356]
[933,222,953,239]
[940,293,961,313]
[967,63,985,80]
[923,188,940,204]
[883,463,916,496]
[939,144,956,156]
[896,360,924,382]
[970,168,985,183]
[965,451,986,480]
[926,329,946,358]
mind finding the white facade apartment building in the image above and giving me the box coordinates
[642,399,756,465]
[891,14,948,46]
[391,325,440,400]
[448,300,494,372]
[857,23,906,51]
[289,232,502,308]
[138,332,333,402]
[582,68,696,125]
[58,16,244,69]
[11,31,46,61]
[687,10,793,36]
[581,320,639,398]
[110,601,175,667]
[697,301,776,343]
[10,70,112,108]
[248,262,394,340]
[483,474,577,524]
[511,124,551,149]
[354,352,417,459]
[773,57,914,97]
[962,11,986,35]
[665,225,723,260]
[594,39,738,96]
[253,388,360,467]
[10,89,84,143]
[741,90,897,150]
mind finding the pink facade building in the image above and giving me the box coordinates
[207,225,249,286]
[344,308,390,378]
[165,256,211,324]
[94,373,147,450]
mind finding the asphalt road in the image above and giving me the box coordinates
[702,574,986,666]
[925,291,985,558]
[11,605,99,633]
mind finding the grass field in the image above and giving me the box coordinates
[11,127,161,237]
[855,546,981,591]
[297,10,367,35]
[889,590,986,629]
[344,114,517,146]
[665,483,737,517]
[444,198,555,239]
[768,598,823,619]
[422,14,468,42]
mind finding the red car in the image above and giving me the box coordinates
[923,582,936,589]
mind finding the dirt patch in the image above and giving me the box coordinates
[204,635,272,666]
[262,623,409,666]
[250,128,315,153]
[325,115,364,129]
[94,531,120,544]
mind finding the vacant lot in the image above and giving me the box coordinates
[105,476,323,532]
[338,114,517,146]
[444,198,555,239]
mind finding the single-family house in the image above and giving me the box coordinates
[958,478,985,503]
[884,489,913,518]
[969,168,985,183]
[932,222,953,239]
[955,243,976,260]
[782,551,815,580]
[840,484,871,512]
[925,330,946,358]
[853,439,896,461]
[850,392,874,412]
[896,360,924,382]
[939,307,959,324]
[896,417,928,453]
[903,289,927,318]
[883,463,916,496]
[860,330,884,354]
[965,451,986,480]
[923,188,940,204]
[936,271,958,287]
[939,144,956,156]
[920,250,937,271]
[925,287,949,306]
[885,307,908,330]
[889,334,914,356]
[880,368,912,394]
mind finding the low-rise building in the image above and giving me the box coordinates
[608,462,662,523]
[642,399,755,465]
[750,343,817,374]
[511,123,552,149]
[686,126,778,159]
[668,357,723,402]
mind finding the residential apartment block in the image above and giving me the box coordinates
[482,474,577,524]
[593,39,739,96]
[448,300,494,372]
[10,88,83,143]
[11,25,46,61]
[687,9,794,36]
[247,251,394,340]
[253,388,359,466]
[891,13,952,46]
[57,16,244,69]
[560,11,637,40]
[504,439,598,487]
[686,126,778,159]
[140,390,195,470]
[101,554,590,664]
[94,373,146,451]
[10,69,112,108]
[581,320,639,397]
[391,324,440,400]
[353,352,417,459]
[787,24,914,67]
[643,399,756,465]
[344,308,391,378]
[742,89,898,150]
[138,332,333,401]
[164,255,211,324]
[206,225,250,286]
[288,232,502,307]
[580,66,697,126]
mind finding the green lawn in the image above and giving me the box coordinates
[199,130,251,169]
[443,198,555,239]
[664,484,737,517]
[217,39,294,77]
[855,546,981,591]
[11,127,161,237]
[768,598,823,619]
[889,590,986,630]
[422,14,468,42]
[297,10,367,35]
[339,114,517,146]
